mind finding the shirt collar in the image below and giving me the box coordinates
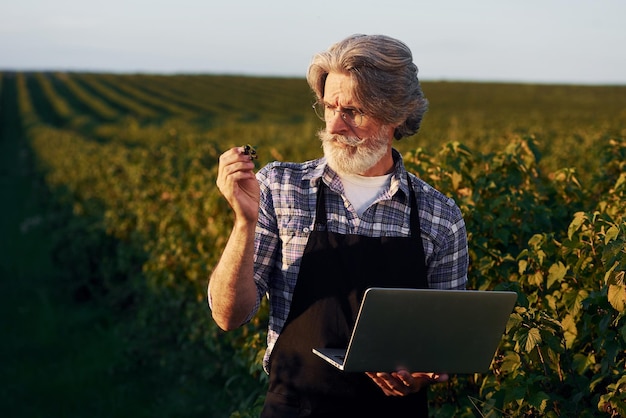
[302,149,412,199]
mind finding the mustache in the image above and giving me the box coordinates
[318,130,365,147]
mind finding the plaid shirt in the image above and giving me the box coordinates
[250,149,468,371]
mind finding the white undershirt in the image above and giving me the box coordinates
[340,173,393,216]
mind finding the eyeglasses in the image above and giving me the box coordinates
[312,102,365,128]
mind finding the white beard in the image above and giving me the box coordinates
[318,128,390,175]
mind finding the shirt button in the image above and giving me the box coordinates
[303,227,310,233]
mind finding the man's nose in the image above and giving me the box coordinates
[325,111,349,135]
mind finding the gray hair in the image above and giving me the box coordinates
[306,34,429,140]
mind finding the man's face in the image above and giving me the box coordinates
[318,72,395,176]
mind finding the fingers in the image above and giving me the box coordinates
[366,371,448,397]
[218,146,255,175]
[366,372,400,396]
[431,372,449,383]
[220,145,257,165]
[217,147,255,189]
[366,372,412,396]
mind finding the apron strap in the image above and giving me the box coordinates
[314,178,328,231]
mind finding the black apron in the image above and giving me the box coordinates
[261,175,429,417]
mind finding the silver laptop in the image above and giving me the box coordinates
[312,287,517,373]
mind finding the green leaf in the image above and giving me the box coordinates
[547,261,568,289]
[528,234,544,248]
[605,225,620,245]
[450,171,463,190]
[518,259,528,275]
[616,400,626,418]
[537,249,547,265]
[615,172,626,190]
[561,314,578,349]
[525,327,542,352]
[503,383,527,404]
[604,260,620,285]
[506,312,523,333]
[563,288,589,317]
[572,353,596,374]
[500,351,521,374]
[590,375,606,392]
[612,375,626,390]
[528,271,543,287]
[568,212,586,240]
[608,284,626,312]
[528,390,551,412]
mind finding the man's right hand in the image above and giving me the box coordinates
[216,146,261,224]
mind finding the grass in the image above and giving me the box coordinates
[0,76,162,418]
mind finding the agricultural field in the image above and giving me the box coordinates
[1,71,625,417]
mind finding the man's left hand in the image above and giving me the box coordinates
[365,370,449,396]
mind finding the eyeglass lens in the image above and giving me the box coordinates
[313,103,362,127]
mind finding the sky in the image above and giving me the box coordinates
[1,0,625,85]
